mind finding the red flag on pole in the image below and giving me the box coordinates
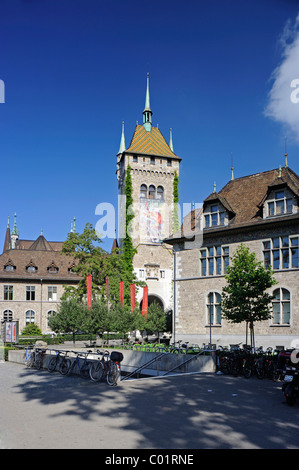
[87,274,92,310]
[106,276,109,302]
[130,284,135,312]
[119,280,124,306]
[142,286,148,318]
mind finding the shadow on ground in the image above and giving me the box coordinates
[9,365,299,449]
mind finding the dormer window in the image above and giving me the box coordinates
[4,260,16,272]
[204,204,226,228]
[26,265,37,273]
[26,260,38,273]
[47,262,59,273]
[267,190,293,217]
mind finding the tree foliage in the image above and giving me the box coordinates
[145,302,167,340]
[221,244,277,346]
[173,170,180,233]
[48,298,86,344]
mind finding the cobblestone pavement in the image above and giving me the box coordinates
[1,361,299,449]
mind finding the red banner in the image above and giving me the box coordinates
[142,286,148,318]
[87,274,92,310]
[130,284,135,312]
[106,276,109,302]
[119,280,124,306]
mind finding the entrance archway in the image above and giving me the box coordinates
[139,294,164,311]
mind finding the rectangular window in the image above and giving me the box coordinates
[4,285,13,300]
[150,157,155,165]
[139,269,145,279]
[263,236,299,270]
[48,286,57,301]
[133,155,138,162]
[26,286,35,301]
[291,238,299,268]
[267,191,293,217]
[200,246,229,276]
[200,249,207,276]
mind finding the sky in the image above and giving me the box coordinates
[1,0,299,252]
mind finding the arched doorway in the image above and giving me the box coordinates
[139,294,164,311]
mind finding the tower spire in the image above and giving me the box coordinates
[11,213,19,249]
[143,73,152,131]
[118,121,126,154]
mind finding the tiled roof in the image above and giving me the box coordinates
[0,234,80,282]
[217,167,299,226]
[164,166,299,243]
[126,125,180,159]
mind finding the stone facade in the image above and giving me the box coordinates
[0,221,80,334]
[116,76,181,312]
[166,166,299,349]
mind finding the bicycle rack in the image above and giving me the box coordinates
[121,352,169,381]
[162,350,210,376]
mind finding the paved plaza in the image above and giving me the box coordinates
[1,361,299,450]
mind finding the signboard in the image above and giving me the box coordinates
[5,321,19,344]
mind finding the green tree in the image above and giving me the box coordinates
[21,323,42,336]
[61,223,108,301]
[109,302,138,343]
[173,171,180,233]
[122,165,139,306]
[144,302,167,342]
[221,244,277,347]
[82,300,111,340]
[48,298,85,344]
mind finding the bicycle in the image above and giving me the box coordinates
[89,350,110,382]
[47,350,72,375]
[25,346,35,368]
[65,350,93,378]
[106,351,123,386]
[35,348,47,370]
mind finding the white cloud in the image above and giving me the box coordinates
[265,13,299,143]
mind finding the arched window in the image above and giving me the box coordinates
[25,310,35,325]
[272,288,290,325]
[47,310,56,327]
[157,186,164,200]
[140,184,147,198]
[149,185,156,199]
[3,310,13,321]
[207,292,222,325]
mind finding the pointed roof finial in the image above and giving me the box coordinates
[213,182,216,193]
[278,166,282,178]
[231,152,234,180]
[11,213,19,237]
[285,137,288,168]
[169,128,174,152]
[71,217,76,233]
[144,72,151,111]
[143,73,152,131]
[118,121,126,154]
[7,216,10,228]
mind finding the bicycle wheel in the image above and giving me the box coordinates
[59,358,72,375]
[107,362,120,386]
[35,354,43,370]
[80,362,91,379]
[48,356,58,372]
[89,362,105,382]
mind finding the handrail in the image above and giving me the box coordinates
[121,352,169,381]
[162,350,213,376]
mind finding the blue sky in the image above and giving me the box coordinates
[1,0,299,252]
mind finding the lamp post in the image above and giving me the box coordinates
[160,241,176,345]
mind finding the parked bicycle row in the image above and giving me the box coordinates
[24,347,124,386]
[216,344,295,381]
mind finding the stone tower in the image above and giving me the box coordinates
[116,74,181,312]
